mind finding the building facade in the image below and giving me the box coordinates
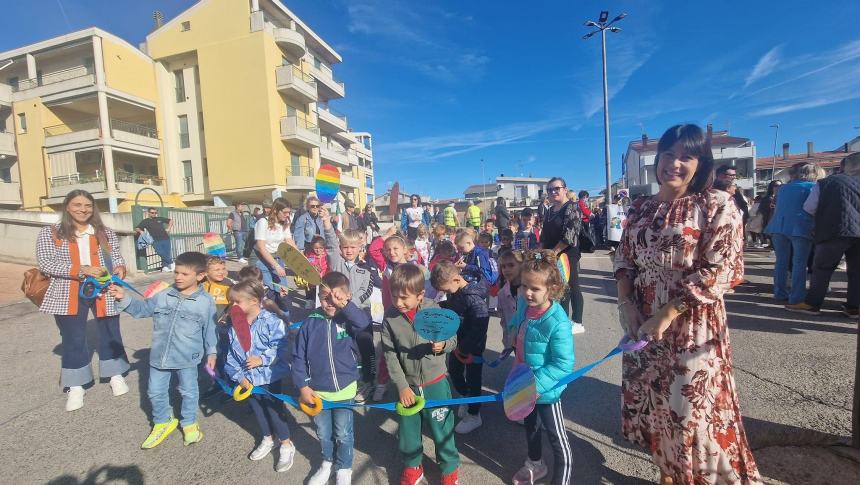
[755,142,856,191]
[0,0,373,211]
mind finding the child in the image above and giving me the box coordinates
[477,232,493,253]
[454,229,495,286]
[305,235,328,307]
[414,224,431,265]
[430,260,489,434]
[514,208,539,250]
[497,250,524,349]
[381,264,460,485]
[110,251,216,449]
[429,239,457,271]
[225,279,294,472]
[498,228,514,255]
[202,256,234,397]
[431,223,448,247]
[372,234,410,401]
[321,208,376,403]
[507,250,574,485]
[292,272,371,485]
[238,265,290,323]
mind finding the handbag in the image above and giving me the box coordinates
[579,223,596,253]
[21,268,51,307]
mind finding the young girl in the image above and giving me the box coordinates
[507,250,574,485]
[429,240,457,271]
[497,250,524,350]
[304,235,328,307]
[414,224,431,265]
[225,280,295,472]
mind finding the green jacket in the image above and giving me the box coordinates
[381,299,457,392]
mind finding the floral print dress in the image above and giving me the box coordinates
[613,190,760,484]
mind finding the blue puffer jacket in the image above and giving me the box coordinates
[291,302,371,393]
[224,308,290,386]
[506,297,574,404]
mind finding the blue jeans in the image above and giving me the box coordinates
[153,239,173,267]
[148,366,198,427]
[313,403,354,469]
[771,233,813,304]
[233,231,247,258]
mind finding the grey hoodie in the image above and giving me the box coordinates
[381,298,457,392]
[324,225,374,309]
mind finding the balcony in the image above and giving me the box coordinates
[319,141,349,167]
[309,64,345,100]
[110,119,160,151]
[285,163,315,191]
[270,25,306,59]
[44,119,101,149]
[0,132,15,157]
[12,66,96,99]
[276,65,317,103]
[280,115,320,148]
[316,105,348,133]
[114,169,165,194]
[0,182,21,205]
[341,173,360,188]
[0,84,10,106]
[48,172,106,198]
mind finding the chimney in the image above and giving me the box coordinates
[807,141,814,157]
[782,142,790,159]
[641,134,647,146]
[706,123,713,139]
[153,10,164,29]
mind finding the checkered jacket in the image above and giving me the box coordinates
[36,225,126,316]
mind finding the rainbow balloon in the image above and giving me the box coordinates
[203,232,226,258]
[557,252,570,285]
[143,281,171,298]
[503,363,537,421]
[315,164,340,203]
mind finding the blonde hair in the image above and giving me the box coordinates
[384,234,406,249]
[416,224,428,238]
[521,249,565,301]
[454,228,476,245]
[229,279,265,302]
[206,256,225,268]
[430,259,460,289]
[339,229,364,246]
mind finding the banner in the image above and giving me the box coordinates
[607,204,627,242]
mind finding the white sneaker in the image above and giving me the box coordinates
[109,375,129,396]
[454,413,482,434]
[336,469,353,485]
[308,461,332,485]
[276,441,296,472]
[571,323,585,335]
[457,404,467,418]
[238,257,248,264]
[512,459,548,485]
[249,436,274,461]
[66,386,85,412]
[161,266,172,273]
[372,384,386,401]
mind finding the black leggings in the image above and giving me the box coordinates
[448,355,483,414]
[354,325,374,383]
[525,401,573,485]
[561,256,584,323]
[248,384,291,442]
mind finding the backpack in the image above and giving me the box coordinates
[476,251,500,286]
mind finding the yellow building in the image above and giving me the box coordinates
[0,0,374,211]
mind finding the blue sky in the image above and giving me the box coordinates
[3,0,860,198]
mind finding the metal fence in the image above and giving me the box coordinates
[132,205,234,272]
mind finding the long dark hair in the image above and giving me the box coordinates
[765,180,781,197]
[58,190,107,241]
[268,197,292,230]
[654,124,714,194]
[495,196,506,208]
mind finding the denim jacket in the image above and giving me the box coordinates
[224,308,290,386]
[118,285,217,370]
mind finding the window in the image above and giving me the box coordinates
[84,57,94,73]
[17,113,26,134]
[7,76,18,92]
[0,167,11,183]
[365,175,372,188]
[174,70,186,103]
[290,152,301,175]
[178,115,189,148]
[362,137,371,150]
[366,193,373,205]
[181,21,191,31]
[313,55,322,69]
[182,160,193,192]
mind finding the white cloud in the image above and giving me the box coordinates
[744,45,782,88]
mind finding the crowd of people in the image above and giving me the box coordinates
[34,121,859,484]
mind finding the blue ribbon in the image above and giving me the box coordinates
[206,338,644,412]
[79,275,145,300]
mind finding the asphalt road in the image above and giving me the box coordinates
[0,250,854,484]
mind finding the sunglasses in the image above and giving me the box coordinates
[547,186,565,193]
[309,204,320,209]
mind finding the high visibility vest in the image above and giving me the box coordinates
[467,205,481,227]
[444,207,457,227]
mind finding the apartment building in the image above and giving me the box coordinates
[142,0,371,208]
[756,142,856,192]
[0,0,374,211]
[0,29,168,211]
[623,125,756,198]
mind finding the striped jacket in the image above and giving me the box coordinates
[36,224,126,317]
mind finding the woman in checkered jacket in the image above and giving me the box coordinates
[36,190,130,412]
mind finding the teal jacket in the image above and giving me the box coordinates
[506,297,574,404]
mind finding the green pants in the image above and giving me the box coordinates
[398,379,459,474]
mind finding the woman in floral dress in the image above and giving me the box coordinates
[614,124,760,484]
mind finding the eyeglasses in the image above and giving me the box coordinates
[724,173,737,178]
[547,186,565,193]
[309,204,320,209]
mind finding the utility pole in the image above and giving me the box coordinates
[769,123,780,181]
[584,11,626,204]
[481,158,485,200]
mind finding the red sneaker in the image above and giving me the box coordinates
[442,468,460,485]
[400,465,426,485]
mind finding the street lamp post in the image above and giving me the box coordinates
[769,123,780,181]
[584,11,626,204]
[481,158,486,200]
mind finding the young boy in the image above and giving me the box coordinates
[293,271,370,485]
[514,208,539,250]
[202,256,233,397]
[498,228,514,256]
[454,229,494,286]
[321,208,376,402]
[110,251,216,449]
[381,264,460,485]
[430,260,490,434]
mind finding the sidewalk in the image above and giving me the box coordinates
[0,261,31,305]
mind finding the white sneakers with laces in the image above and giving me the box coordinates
[512,459,548,484]
[249,436,274,461]
[308,461,332,485]
[66,386,85,412]
[110,375,129,396]
[276,441,296,472]
[571,323,585,335]
[336,469,353,485]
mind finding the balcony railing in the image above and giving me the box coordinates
[286,164,314,177]
[111,119,157,139]
[44,118,100,137]
[115,169,164,186]
[318,105,347,122]
[184,176,194,193]
[49,172,104,188]
[13,65,94,92]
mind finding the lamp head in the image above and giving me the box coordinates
[598,11,609,23]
